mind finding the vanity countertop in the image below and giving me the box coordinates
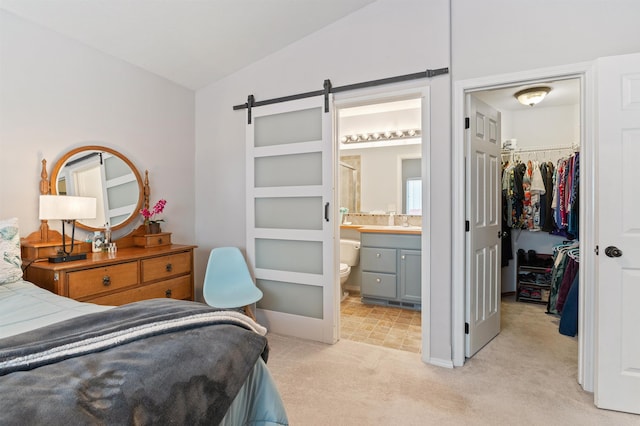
[341,224,422,235]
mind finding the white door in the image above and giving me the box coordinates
[595,52,640,414]
[247,96,337,344]
[465,95,501,357]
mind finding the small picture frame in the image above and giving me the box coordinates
[92,231,104,253]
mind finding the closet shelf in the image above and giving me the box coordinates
[516,252,553,305]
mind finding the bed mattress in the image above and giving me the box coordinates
[0,280,112,339]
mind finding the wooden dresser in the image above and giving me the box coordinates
[24,244,196,306]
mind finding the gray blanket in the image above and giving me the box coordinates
[0,298,268,425]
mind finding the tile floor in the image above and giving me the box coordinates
[340,292,422,353]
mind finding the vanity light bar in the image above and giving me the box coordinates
[340,129,421,144]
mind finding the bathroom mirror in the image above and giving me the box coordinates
[50,146,144,232]
[338,97,422,215]
[339,147,422,215]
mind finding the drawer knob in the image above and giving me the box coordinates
[166,263,173,272]
[158,238,163,244]
[165,289,172,298]
[376,278,381,283]
[376,253,381,258]
[401,255,406,260]
[103,276,111,286]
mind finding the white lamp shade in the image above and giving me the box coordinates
[39,195,97,220]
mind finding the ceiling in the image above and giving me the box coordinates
[0,0,377,90]
[1,0,581,108]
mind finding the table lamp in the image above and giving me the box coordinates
[39,195,97,263]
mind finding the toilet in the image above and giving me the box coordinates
[339,239,360,301]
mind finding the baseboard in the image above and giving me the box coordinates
[426,356,454,369]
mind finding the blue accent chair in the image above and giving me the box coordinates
[203,247,263,321]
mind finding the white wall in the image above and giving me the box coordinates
[506,104,579,151]
[0,10,196,245]
[195,0,452,362]
[452,0,640,81]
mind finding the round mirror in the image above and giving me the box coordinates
[50,146,143,232]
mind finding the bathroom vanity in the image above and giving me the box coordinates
[358,228,421,310]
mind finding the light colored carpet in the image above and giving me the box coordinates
[266,297,638,425]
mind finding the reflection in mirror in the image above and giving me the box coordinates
[339,156,360,214]
[339,144,421,214]
[402,158,422,215]
[338,98,422,215]
[52,146,143,231]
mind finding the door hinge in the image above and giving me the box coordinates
[465,220,470,232]
[465,117,470,129]
[595,245,599,255]
[465,322,469,334]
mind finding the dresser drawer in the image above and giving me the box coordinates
[68,261,139,299]
[142,252,191,283]
[361,247,396,273]
[362,272,397,299]
[87,276,193,306]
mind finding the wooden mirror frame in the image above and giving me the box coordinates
[50,145,145,232]
[24,148,150,247]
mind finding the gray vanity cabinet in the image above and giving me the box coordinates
[360,233,421,310]
[399,249,421,303]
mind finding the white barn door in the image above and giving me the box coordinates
[247,96,337,344]
[595,52,640,415]
[465,95,501,357]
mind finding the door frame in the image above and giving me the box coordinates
[333,81,431,360]
[452,61,596,391]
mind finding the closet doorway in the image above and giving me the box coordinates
[472,77,582,358]
[453,69,592,388]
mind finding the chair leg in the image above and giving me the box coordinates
[244,305,257,322]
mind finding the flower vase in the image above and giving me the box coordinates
[146,222,161,234]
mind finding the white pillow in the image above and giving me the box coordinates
[0,217,23,284]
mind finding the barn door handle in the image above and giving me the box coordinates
[604,246,622,258]
[324,202,330,222]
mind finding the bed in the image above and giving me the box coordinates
[0,218,288,425]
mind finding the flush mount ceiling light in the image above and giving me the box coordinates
[514,86,551,107]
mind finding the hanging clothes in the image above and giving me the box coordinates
[559,274,579,337]
[502,147,580,236]
[551,153,580,240]
[547,242,579,316]
[529,161,546,231]
[541,161,556,232]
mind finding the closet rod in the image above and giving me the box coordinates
[501,144,578,154]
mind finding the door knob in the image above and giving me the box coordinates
[604,246,623,258]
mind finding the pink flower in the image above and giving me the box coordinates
[140,199,166,223]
